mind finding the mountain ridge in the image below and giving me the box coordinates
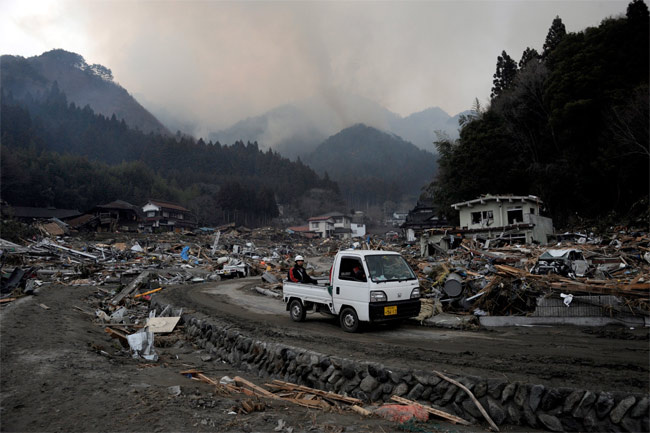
[1,49,169,135]
[210,94,465,157]
[304,123,437,208]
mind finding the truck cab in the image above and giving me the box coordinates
[283,250,421,332]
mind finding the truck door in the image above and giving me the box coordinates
[333,256,370,321]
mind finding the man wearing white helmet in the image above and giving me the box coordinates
[288,255,318,285]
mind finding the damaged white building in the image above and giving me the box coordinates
[421,194,554,256]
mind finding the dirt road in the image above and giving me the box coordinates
[0,283,436,432]
[1,278,646,432]
[161,278,649,395]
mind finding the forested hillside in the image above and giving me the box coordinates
[1,50,169,135]
[306,124,437,208]
[426,0,649,226]
[1,86,340,226]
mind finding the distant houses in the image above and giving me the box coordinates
[142,199,197,232]
[3,206,81,222]
[305,212,366,239]
[2,199,198,233]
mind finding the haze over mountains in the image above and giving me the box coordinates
[209,93,466,157]
[2,49,444,210]
[305,124,437,207]
[1,50,169,136]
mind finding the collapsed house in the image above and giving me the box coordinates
[90,200,143,232]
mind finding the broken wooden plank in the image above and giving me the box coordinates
[39,239,97,260]
[390,395,471,426]
[197,373,221,386]
[433,370,498,431]
[104,326,129,347]
[234,376,282,400]
[268,379,362,405]
[350,405,372,417]
[0,298,17,304]
[289,398,331,409]
[111,271,151,305]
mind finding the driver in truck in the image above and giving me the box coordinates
[288,255,318,285]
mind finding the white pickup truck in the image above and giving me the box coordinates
[282,250,421,332]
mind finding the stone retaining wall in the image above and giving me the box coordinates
[151,300,649,432]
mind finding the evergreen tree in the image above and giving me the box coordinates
[542,16,567,58]
[518,47,540,69]
[627,0,649,25]
[490,51,518,99]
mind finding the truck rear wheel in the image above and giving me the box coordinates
[289,299,306,322]
[339,307,359,333]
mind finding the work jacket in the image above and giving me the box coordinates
[288,265,317,284]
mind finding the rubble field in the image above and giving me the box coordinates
[1,226,648,431]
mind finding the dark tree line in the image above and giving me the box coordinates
[426,1,649,227]
[1,85,340,226]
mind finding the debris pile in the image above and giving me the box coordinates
[2,223,649,326]
[412,228,650,321]
[179,372,474,428]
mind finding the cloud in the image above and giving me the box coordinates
[1,0,632,139]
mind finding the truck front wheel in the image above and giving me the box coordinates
[339,307,359,333]
[289,299,306,322]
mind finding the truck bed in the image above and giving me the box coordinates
[282,281,332,305]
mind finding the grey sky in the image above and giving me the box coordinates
[1,0,632,136]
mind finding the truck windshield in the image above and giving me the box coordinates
[365,255,416,282]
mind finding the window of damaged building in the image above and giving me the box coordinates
[507,207,523,224]
[471,210,494,225]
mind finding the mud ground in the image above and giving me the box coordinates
[1,283,529,433]
[160,278,649,395]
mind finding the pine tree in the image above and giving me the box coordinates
[627,0,649,27]
[519,47,540,69]
[542,16,567,58]
[490,51,518,99]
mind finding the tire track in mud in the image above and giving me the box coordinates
[158,279,649,394]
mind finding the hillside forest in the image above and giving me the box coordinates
[1,87,341,226]
[426,0,649,227]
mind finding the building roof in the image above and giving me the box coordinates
[146,199,191,212]
[322,211,347,217]
[287,225,311,232]
[95,200,140,211]
[67,213,97,228]
[451,194,542,209]
[308,216,334,222]
[3,206,81,220]
[308,212,350,221]
[401,203,448,229]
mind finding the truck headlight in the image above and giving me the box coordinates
[410,288,421,299]
[370,290,387,302]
